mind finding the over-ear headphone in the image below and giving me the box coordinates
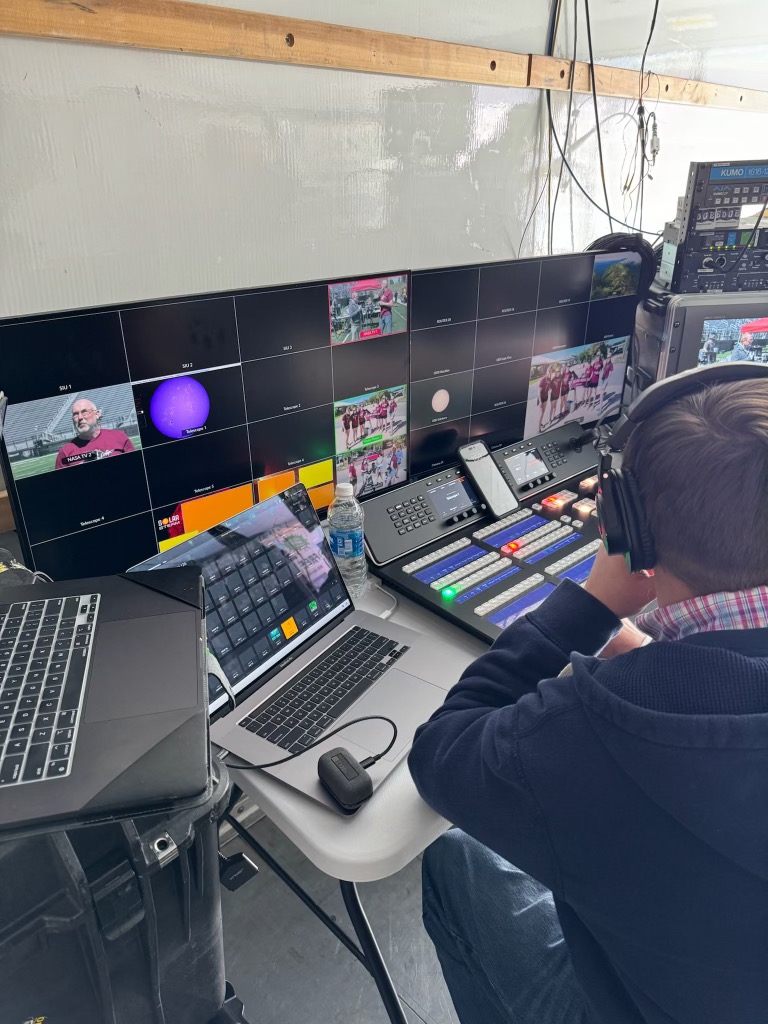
[593,361,768,571]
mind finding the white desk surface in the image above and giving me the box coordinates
[230,580,488,883]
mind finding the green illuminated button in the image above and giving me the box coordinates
[442,587,457,600]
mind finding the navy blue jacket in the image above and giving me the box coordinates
[409,581,768,1024]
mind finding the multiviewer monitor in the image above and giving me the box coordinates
[0,272,409,579]
[408,251,641,476]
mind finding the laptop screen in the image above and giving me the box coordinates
[130,484,351,714]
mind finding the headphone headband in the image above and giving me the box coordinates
[595,359,768,571]
[609,360,768,451]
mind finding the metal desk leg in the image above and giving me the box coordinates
[340,879,408,1024]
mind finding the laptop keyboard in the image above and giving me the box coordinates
[0,595,99,787]
[238,626,410,754]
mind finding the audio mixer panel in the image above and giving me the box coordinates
[365,424,603,643]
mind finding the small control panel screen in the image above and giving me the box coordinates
[427,477,476,520]
[505,448,548,487]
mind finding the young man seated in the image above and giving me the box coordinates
[409,378,768,1024]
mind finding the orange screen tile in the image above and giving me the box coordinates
[257,470,297,502]
[182,483,254,534]
[308,482,335,510]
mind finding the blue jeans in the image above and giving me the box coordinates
[422,830,589,1024]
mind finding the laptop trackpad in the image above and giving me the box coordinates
[337,667,444,761]
[85,613,199,722]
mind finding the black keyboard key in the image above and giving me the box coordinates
[14,709,35,724]
[10,724,31,740]
[75,624,92,635]
[29,662,47,674]
[211,634,232,660]
[316,714,333,729]
[46,672,64,686]
[0,702,15,717]
[0,716,11,731]
[228,621,248,649]
[42,615,58,627]
[63,597,79,619]
[73,636,90,648]
[35,713,55,728]
[43,686,62,701]
[234,591,253,617]
[8,664,26,677]
[209,581,229,607]
[272,593,289,618]
[327,678,377,720]
[220,600,238,627]
[242,612,261,637]
[61,647,87,711]
[51,651,69,664]
[51,742,72,761]
[47,759,69,778]
[225,572,245,598]
[270,725,289,745]
[18,696,38,710]
[307,725,322,738]
[54,639,72,651]
[32,728,53,744]
[7,738,29,755]
[23,743,48,781]
[0,754,24,785]
[256,722,275,739]
[19,630,37,642]
[58,710,77,728]
[39,701,58,715]
[263,575,280,598]
[54,727,74,744]
[22,682,42,697]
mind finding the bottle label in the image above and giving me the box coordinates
[329,528,364,559]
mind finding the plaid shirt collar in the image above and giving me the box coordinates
[636,587,768,642]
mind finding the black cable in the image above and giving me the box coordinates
[550,0,578,248]
[637,0,660,230]
[223,714,398,771]
[583,0,613,231]
[725,194,768,273]
[519,0,562,258]
[545,92,660,236]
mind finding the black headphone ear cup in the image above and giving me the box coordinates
[596,463,630,557]
[621,469,656,570]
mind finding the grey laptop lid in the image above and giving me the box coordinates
[130,484,352,717]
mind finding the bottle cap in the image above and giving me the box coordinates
[335,482,354,498]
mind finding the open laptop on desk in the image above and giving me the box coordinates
[131,484,448,812]
[0,566,209,834]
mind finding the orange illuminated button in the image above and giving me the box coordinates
[541,490,578,515]
[281,616,299,640]
[579,475,599,495]
[501,541,520,555]
[572,498,597,519]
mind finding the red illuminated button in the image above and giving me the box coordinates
[501,542,520,555]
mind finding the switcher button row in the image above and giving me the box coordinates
[473,508,532,540]
[430,551,501,591]
[512,525,573,560]
[475,574,545,617]
[544,539,602,576]
[402,536,471,574]
[446,557,513,595]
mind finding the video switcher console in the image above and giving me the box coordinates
[365,423,603,644]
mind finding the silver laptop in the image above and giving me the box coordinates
[131,484,446,811]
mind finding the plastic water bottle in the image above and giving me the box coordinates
[327,482,368,600]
